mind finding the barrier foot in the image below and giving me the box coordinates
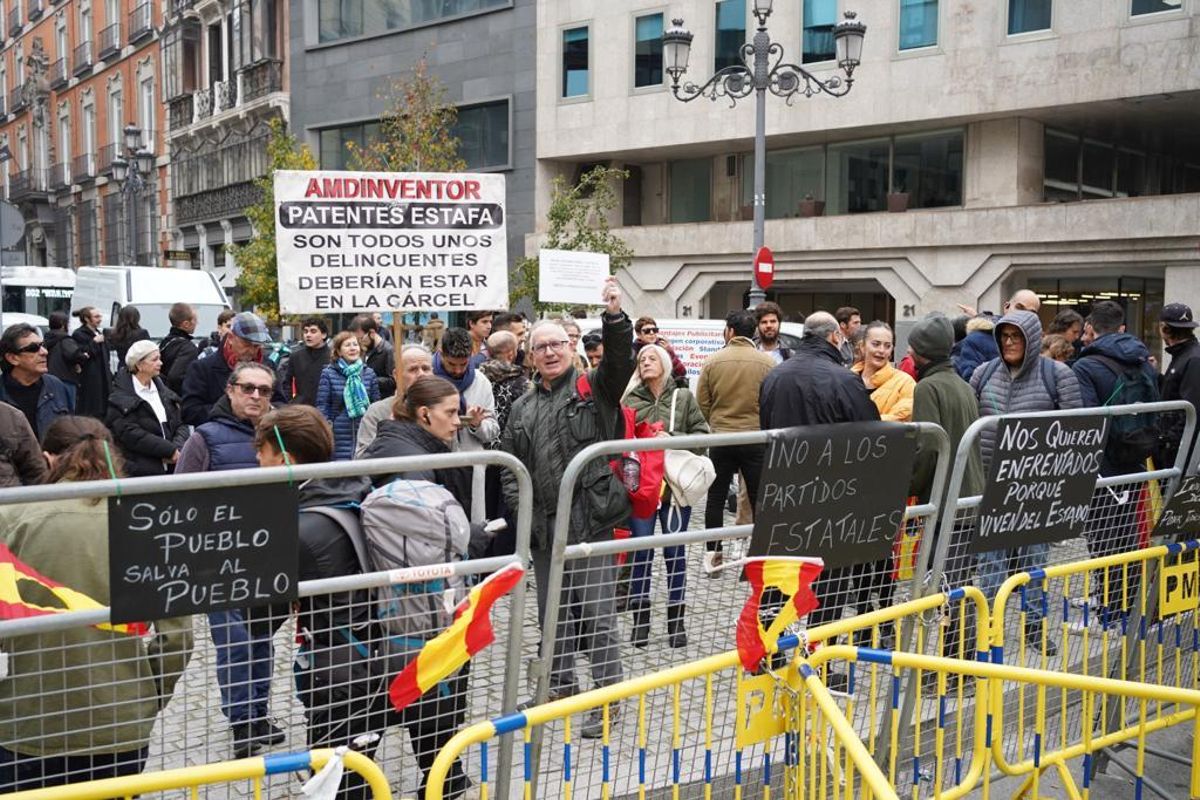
[1102,752,1176,800]
[1052,760,1082,800]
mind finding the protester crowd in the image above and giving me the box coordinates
[0,282,1198,797]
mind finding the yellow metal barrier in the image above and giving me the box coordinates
[989,540,1200,792]
[1,748,393,800]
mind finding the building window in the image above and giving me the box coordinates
[742,147,826,218]
[236,0,277,67]
[714,0,745,70]
[898,0,937,50]
[802,0,837,63]
[318,121,381,170]
[892,130,963,208]
[1008,0,1051,34]
[669,158,712,223]
[317,0,507,44]
[103,190,122,264]
[561,26,589,98]
[77,199,97,265]
[1131,0,1181,14]
[162,19,201,101]
[826,138,890,213]
[453,100,509,170]
[633,13,663,88]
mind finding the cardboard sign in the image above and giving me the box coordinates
[749,423,918,569]
[969,416,1108,554]
[1153,476,1200,540]
[274,170,508,314]
[538,248,610,305]
[1160,558,1200,618]
[108,484,299,624]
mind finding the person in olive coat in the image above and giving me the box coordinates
[106,341,191,477]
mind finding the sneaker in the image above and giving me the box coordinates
[253,718,286,747]
[580,705,620,739]
[703,551,724,577]
[232,723,261,759]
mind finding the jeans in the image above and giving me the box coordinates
[0,745,147,792]
[628,504,690,609]
[704,443,764,551]
[208,608,275,724]
[975,543,1049,627]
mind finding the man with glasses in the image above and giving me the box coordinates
[182,311,283,426]
[0,323,74,440]
[175,361,287,758]
[501,277,633,739]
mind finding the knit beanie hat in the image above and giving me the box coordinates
[908,313,954,362]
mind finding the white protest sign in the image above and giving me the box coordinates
[538,249,610,306]
[274,170,508,314]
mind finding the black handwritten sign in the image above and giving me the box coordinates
[968,416,1108,554]
[1153,476,1200,541]
[108,484,299,624]
[749,423,917,568]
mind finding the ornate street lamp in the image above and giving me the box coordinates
[112,124,155,265]
[665,7,866,308]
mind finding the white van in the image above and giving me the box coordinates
[1,266,75,318]
[577,317,804,389]
[72,266,230,339]
[0,311,51,332]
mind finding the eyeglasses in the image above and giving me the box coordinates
[532,340,570,355]
[13,342,45,354]
[999,332,1024,344]
[639,327,658,335]
[567,333,580,342]
[233,382,274,397]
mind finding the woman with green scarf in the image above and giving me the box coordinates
[316,331,381,460]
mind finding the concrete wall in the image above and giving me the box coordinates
[289,0,536,272]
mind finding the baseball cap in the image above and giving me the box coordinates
[230,312,273,344]
[1160,303,1198,329]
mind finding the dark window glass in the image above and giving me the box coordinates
[1008,0,1051,34]
[827,139,889,214]
[892,131,963,208]
[743,148,826,218]
[318,121,381,170]
[634,13,663,88]
[1081,140,1115,198]
[452,100,509,170]
[562,26,589,98]
[802,0,836,63]
[714,0,745,71]
[318,0,508,44]
[669,158,712,223]
[898,0,938,50]
[1043,130,1079,200]
[1116,150,1145,197]
[1132,0,1180,14]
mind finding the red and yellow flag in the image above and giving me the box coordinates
[736,556,823,671]
[389,562,525,711]
[0,544,148,635]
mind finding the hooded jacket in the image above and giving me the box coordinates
[106,370,191,477]
[360,419,473,517]
[363,338,396,398]
[760,335,880,428]
[1073,333,1160,475]
[316,361,381,461]
[953,317,1000,381]
[969,310,1082,467]
[852,361,916,422]
[1160,336,1200,469]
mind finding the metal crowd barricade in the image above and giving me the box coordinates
[527,423,951,797]
[2,748,394,800]
[0,453,533,799]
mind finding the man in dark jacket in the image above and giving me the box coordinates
[760,311,879,659]
[350,315,396,398]
[44,311,80,391]
[500,277,632,738]
[181,311,283,426]
[754,301,793,364]
[280,316,330,405]
[159,303,201,396]
[1158,303,1200,470]
[0,323,74,441]
[0,402,48,486]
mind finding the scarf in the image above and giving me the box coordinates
[433,352,475,413]
[221,335,263,372]
[339,358,370,419]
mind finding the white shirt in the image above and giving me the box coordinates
[134,377,168,425]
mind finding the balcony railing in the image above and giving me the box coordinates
[71,153,95,184]
[240,59,282,103]
[8,87,26,114]
[168,93,193,130]
[128,2,152,42]
[97,22,120,59]
[8,6,22,36]
[0,94,6,118]
[170,0,193,14]
[73,41,93,76]
[194,85,213,120]
[97,142,117,176]
[49,161,69,190]
[28,0,41,21]
[11,168,48,200]
[213,80,234,113]
[49,57,67,89]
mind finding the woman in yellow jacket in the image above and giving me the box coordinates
[852,321,915,422]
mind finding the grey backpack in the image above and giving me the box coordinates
[359,479,471,643]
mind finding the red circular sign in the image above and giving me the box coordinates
[753,246,775,291]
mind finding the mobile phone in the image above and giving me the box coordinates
[459,415,473,426]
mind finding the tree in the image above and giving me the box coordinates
[511,165,633,314]
[231,117,316,323]
[347,58,465,173]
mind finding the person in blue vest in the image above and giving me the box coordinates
[175,361,285,758]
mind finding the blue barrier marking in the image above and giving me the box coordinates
[948,587,965,601]
[892,675,901,709]
[673,748,680,785]
[564,743,571,782]
[1034,733,1041,769]
[481,742,489,783]
[857,647,894,666]
[639,747,646,785]
[603,744,610,784]
[955,756,962,785]
[524,741,532,783]
[735,750,743,786]
[1168,542,1184,554]
[938,696,947,728]
[763,752,771,786]
[1082,754,1091,789]
[1029,568,1046,580]
[799,663,816,679]
[986,714,993,747]
[912,756,919,787]
[263,753,311,776]
[1136,775,1144,800]
[848,663,856,694]
[991,645,1004,664]
[492,712,528,735]
[705,749,712,785]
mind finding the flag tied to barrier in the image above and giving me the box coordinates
[736,556,823,671]
[389,562,525,712]
[0,544,148,635]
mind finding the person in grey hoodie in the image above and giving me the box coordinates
[969,309,1081,654]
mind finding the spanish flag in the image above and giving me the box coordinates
[0,544,148,635]
[389,562,525,712]
[736,556,823,671]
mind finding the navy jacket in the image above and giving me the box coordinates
[953,330,1000,381]
[1073,332,1159,474]
[181,340,286,427]
[0,374,74,441]
[195,396,259,471]
[316,362,381,461]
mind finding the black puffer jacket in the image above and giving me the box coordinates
[1160,336,1200,469]
[105,370,191,477]
[760,335,880,428]
[44,330,81,387]
[360,420,473,518]
[158,327,201,396]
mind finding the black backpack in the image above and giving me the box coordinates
[1088,354,1161,466]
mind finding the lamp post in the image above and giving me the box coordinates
[664,1,866,309]
[111,124,155,266]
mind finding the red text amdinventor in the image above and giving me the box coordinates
[303,177,483,201]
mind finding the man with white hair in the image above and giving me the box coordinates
[352,344,434,457]
[500,277,633,738]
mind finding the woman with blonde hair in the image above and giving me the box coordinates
[853,321,915,422]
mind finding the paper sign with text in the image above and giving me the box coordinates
[108,484,299,624]
[538,249,610,306]
[274,170,508,314]
[968,416,1108,554]
[1153,476,1200,540]
[749,423,917,569]
[1160,558,1200,618]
